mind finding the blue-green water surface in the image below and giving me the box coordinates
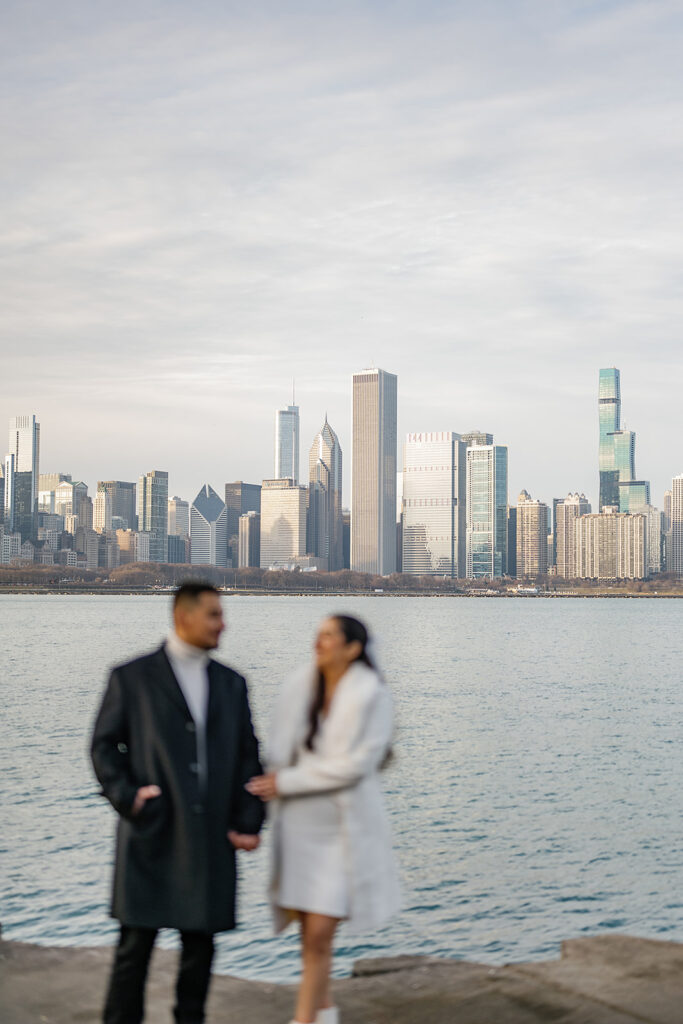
[1,594,681,981]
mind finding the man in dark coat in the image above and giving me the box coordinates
[91,581,265,1024]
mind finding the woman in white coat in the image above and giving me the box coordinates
[247,614,400,1024]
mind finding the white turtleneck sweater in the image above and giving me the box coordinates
[165,631,210,789]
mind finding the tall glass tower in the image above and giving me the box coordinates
[599,368,621,510]
[308,416,343,571]
[137,470,168,563]
[466,444,508,578]
[6,414,40,541]
[351,367,397,575]
[275,404,300,484]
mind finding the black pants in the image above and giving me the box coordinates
[103,925,215,1024]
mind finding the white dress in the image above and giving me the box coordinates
[267,661,401,934]
[277,738,350,919]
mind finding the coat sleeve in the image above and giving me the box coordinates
[276,683,392,798]
[90,668,139,820]
[229,678,266,835]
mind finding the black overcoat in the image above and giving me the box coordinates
[90,646,265,934]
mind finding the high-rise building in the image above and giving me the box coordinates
[190,485,228,567]
[308,417,343,572]
[2,455,14,529]
[516,490,549,577]
[351,367,397,575]
[465,444,508,578]
[224,482,262,568]
[0,462,4,526]
[663,490,673,532]
[598,369,650,514]
[7,415,40,541]
[116,529,151,564]
[507,507,517,577]
[94,488,112,533]
[342,509,351,569]
[168,496,190,538]
[55,479,88,518]
[575,507,647,580]
[599,368,621,510]
[260,479,308,568]
[275,403,300,484]
[670,475,683,577]
[555,493,591,578]
[78,495,94,532]
[137,471,168,563]
[461,431,493,448]
[618,480,650,512]
[238,511,261,568]
[401,432,466,577]
[167,534,191,564]
[39,473,71,512]
[98,481,136,530]
[644,506,662,576]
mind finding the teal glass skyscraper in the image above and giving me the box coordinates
[466,444,508,578]
[599,368,621,509]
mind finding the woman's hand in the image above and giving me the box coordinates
[245,772,279,801]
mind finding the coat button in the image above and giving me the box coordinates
[192,803,204,814]
[189,763,200,773]
[186,722,196,733]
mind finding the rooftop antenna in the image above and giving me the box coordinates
[292,378,296,407]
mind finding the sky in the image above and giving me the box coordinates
[2,0,683,508]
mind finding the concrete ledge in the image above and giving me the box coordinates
[1,934,682,1023]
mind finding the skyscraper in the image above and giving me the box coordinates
[618,480,650,512]
[575,508,647,580]
[599,368,621,510]
[308,417,343,572]
[516,490,549,577]
[275,403,300,483]
[6,415,40,542]
[260,479,307,568]
[401,432,466,577]
[224,482,261,568]
[238,511,261,568]
[94,488,112,533]
[351,367,397,575]
[190,485,228,567]
[137,470,168,563]
[598,368,650,513]
[555,493,591,578]
[168,496,190,538]
[98,481,137,530]
[465,444,508,578]
[670,475,683,578]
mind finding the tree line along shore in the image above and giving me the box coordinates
[0,563,682,597]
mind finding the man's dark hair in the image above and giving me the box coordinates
[173,581,220,610]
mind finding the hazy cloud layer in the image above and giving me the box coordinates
[2,0,682,505]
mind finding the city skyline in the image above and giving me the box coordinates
[4,5,683,511]
[2,361,680,579]
[3,364,681,535]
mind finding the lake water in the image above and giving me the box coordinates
[1,594,682,982]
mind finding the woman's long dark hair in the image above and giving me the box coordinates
[304,615,375,751]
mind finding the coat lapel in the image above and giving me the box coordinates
[151,645,193,720]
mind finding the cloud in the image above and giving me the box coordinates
[2,0,683,503]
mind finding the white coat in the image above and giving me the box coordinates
[266,660,401,934]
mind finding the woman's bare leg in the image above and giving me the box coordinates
[294,913,340,1023]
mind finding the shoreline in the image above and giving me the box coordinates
[1,585,682,598]
[2,934,682,1022]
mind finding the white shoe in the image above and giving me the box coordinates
[317,1009,339,1024]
